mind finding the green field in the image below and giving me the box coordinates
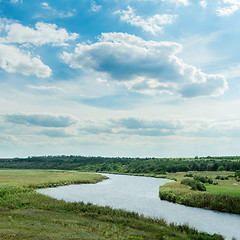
[159,171,240,214]
[206,185,240,195]
[0,169,107,188]
[0,169,223,240]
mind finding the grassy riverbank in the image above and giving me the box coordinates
[159,171,240,214]
[0,169,107,188]
[0,169,223,240]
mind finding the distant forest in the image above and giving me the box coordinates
[0,155,240,174]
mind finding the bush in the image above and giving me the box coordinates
[181,179,206,191]
[215,176,229,180]
[235,170,240,178]
[193,175,213,184]
[184,173,193,177]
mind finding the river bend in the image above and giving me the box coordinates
[37,173,240,239]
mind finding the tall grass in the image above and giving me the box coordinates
[0,169,223,240]
[159,182,240,214]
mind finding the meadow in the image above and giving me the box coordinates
[159,171,240,214]
[0,169,107,188]
[0,169,223,240]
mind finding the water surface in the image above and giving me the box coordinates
[37,173,240,239]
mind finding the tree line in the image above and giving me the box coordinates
[0,155,240,173]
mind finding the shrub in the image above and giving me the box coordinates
[215,176,229,180]
[181,179,206,191]
[184,173,193,177]
[193,175,213,184]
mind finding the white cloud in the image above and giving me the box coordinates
[5,113,75,127]
[91,1,102,12]
[10,0,22,3]
[41,2,51,9]
[161,0,190,6]
[80,117,240,139]
[0,21,78,46]
[27,85,62,92]
[216,0,240,16]
[114,6,176,34]
[0,43,51,77]
[39,2,76,19]
[61,32,228,98]
[199,0,207,8]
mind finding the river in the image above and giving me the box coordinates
[37,173,240,239]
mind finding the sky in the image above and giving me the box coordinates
[0,0,240,158]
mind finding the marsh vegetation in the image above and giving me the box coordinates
[159,171,240,214]
[0,169,224,240]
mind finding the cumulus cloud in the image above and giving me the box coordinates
[0,19,78,76]
[91,1,102,12]
[0,43,51,77]
[114,6,176,34]
[5,114,75,127]
[216,0,240,16]
[62,32,228,98]
[0,20,78,46]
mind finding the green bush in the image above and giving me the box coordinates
[215,176,229,180]
[193,175,213,184]
[181,179,206,191]
[184,173,193,177]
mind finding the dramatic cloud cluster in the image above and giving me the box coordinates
[216,0,240,16]
[114,6,176,34]
[5,113,75,127]
[62,32,228,98]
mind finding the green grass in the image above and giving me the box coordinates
[0,169,223,240]
[207,185,240,195]
[159,171,240,214]
[0,169,107,188]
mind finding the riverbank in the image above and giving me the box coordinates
[159,171,240,214]
[0,169,223,239]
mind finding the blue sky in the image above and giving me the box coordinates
[1,0,240,158]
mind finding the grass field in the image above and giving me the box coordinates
[206,185,240,195]
[0,169,107,188]
[0,169,223,240]
[165,171,240,195]
[159,171,240,214]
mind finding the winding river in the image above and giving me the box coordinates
[37,173,240,239]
